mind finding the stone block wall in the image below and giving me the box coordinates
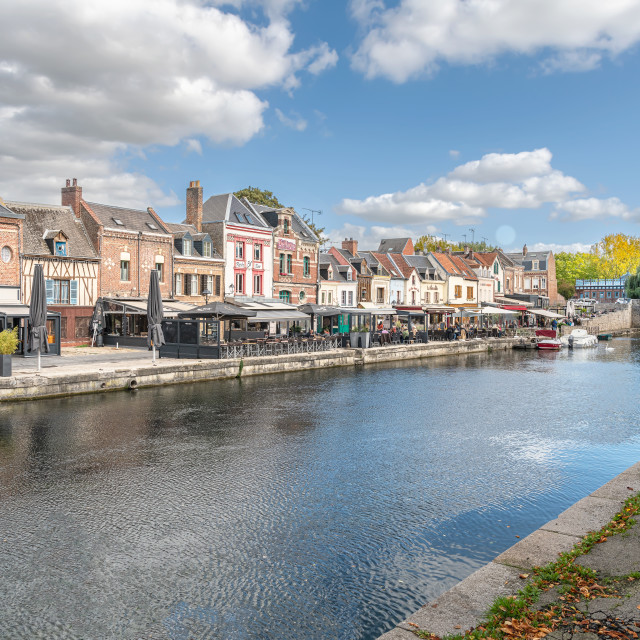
[632,300,640,328]
[582,307,632,333]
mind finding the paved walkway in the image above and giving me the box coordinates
[380,462,640,639]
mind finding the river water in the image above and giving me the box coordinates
[1,338,639,639]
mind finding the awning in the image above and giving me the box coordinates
[0,304,31,317]
[350,307,397,315]
[423,305,456,312]
[479,306,518,315]
[100,297,197,318]
[528,309,565,319]
[495,297,534,308]
[298,304,343,316]
[248,309,311,322]
[356,303,397,314]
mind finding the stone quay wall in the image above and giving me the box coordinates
[0,338,517,403]
[581,306,632,334]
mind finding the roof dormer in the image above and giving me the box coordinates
[43,229,69,256]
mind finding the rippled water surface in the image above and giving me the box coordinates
[1,339,640,639]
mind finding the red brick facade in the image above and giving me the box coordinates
[0,213,23,289]
[272,210,318,304]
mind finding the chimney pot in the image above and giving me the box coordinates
[72,178,77,186]
[66,179,70,187]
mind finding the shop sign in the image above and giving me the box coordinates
[277,238,296,251]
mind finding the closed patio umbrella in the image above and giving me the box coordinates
[147,270,165,362]
[28,264,49,372]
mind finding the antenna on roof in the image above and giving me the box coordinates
[481,236,489,246]
[302,208,322,225]
[469,227,475,245]
[441,233,450,243]
[462,234,467,244]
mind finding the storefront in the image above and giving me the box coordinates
[0,304,61,356]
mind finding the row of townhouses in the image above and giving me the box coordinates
[0,179,558,345]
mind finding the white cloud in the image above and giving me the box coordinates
[0,0,335,204]
[327,222,435,249]
[184,139,203,155]
[351,0,640,82]
[275,108,308,131]
[335,147,585,225]
[449,149,460,158]
[526,242,596,254]
[552,197,640,221]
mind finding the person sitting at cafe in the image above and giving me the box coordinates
[377,321,384,331]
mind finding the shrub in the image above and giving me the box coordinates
[0,327,19,355]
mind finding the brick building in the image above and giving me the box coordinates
[575,276,629,302]
[0,199,24,303]
[61,179,174,299]
[246,204,319,304]
[505,245,558,304]
[6,200,100,345]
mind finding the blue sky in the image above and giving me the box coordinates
[2,0,640,253]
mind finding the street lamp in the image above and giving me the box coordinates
[202,288,211,305]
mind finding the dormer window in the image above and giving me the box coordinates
[283,218,289,235]
[347,269,352,281]
[55,241,67,256]
[533,260,539,270]
[202,241,212,257]
[183,239,192,256]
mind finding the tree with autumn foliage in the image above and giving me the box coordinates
[592,233,640,278]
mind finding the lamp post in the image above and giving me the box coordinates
[202,288,211,305]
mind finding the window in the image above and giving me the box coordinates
[412,275,416,285]
[235,272,244,294]
[286,254,292,274]
[361,288,366,300]
[348,291,353,306]
[303,256,310,277]
[55,241,67,256]
[424,292,430,303]
[113,218,124,226]
[120,260,130,281]
[283,218,289,234]
[202,241,212,258]
[183,239,192,256]
[175,273,182,296]
[1,246,11,263]
[533,278,539,289]
[185,274,198,296]
[466,286,474,300]
[327,292,332,304]
[411,291,416,304]
[254,274,262,295]
[376,287,384,304]
[201,274,213,295]
[347,269,352,281]
[279,253,285,274]
[300,290,306,302]
[321,291,326,304]
[341,290,346,305]
[45,279,77,305]
[434,292,439,303]
[155,263,164,282]
[215,275,221,296]
[497,281,501,292]
[279,290,291,303]
[506,277,510,290]
[541,277,546,289]
[524,277,531,289]
[146,222,158,230]
[254,244,261,261]
[607,290,612,298]
[454,285,462,298]
[494,262,499,274]
[235,241,244,259]
[532,260,539,270]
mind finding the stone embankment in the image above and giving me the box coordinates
[0,338,517,402]
[579,299,640,335]
[378,461,640,639]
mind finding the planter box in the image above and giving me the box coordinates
[349,332,371,348]
[1,354,12,377]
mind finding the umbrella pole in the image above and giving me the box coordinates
[37,347,41,372]
[152,343,156,362]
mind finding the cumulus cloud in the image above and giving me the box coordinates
[275,108,308,131]
[0,0,335,204]
[552,197,640,221]
[350,0,640,82]
[336,147,585,225]
[327,222,435,249]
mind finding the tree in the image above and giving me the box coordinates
[555,250,601,284]
[300,215,328,247]
[234,186,284,209]
[557,280,576,300]
[592,233,640,278]
[626,266,640,299]
[414,234,497,254]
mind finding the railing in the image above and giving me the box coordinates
[219,336,340,359]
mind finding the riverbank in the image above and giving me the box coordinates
[378,460,640,639]
[0,337,518,402]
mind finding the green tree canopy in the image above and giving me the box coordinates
[414,234,497,253]
[234,186,285,209]
[626,266,640,299]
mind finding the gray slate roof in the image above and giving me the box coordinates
[87,201,169,235]
[319,253,350,282]
[0,202,24,219]
[506,250,551,271]
[377,238,412,253]
[246,202,319,243]
[201,194,269,228]
[6,202,98,259]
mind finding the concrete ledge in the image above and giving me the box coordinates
[0,338,519,403]
[377,461,640,639]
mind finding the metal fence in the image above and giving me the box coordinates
[220,335,340,359]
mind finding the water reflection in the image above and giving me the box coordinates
[0,339,639,639]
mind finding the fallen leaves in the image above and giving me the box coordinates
[500,618,551,639]
[519,573,530,579]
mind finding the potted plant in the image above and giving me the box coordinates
[350,323,371,348]
[0,327,19,377]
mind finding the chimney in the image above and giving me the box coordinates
[186,180,203,231]
[446,246,452,256]
[342,237,358,256]
[61,178,82,217]
[522,244,528,257]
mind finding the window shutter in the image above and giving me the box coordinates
[45,279,54,304]
[215,275,221,296]
[70,280,78,305]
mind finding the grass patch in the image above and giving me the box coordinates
[410,490,640,640]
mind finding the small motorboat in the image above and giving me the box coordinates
[566,328,598,349]
[597,333,613,341]
[536,329,562,351]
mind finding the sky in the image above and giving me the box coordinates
[2,0,640,254]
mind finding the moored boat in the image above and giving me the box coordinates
[597,333,613,341]
[536,329,562,351]
[567,328,598,348]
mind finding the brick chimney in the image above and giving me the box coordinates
[61,178,82,217]
[186,180,203,231]
[342,237,358,256]
[523,244,528,257]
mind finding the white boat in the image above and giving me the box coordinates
[565,328,598,349]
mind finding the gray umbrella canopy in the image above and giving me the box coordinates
[28,264,49,353]
[179,302,257,318]
[147,270,165,348]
